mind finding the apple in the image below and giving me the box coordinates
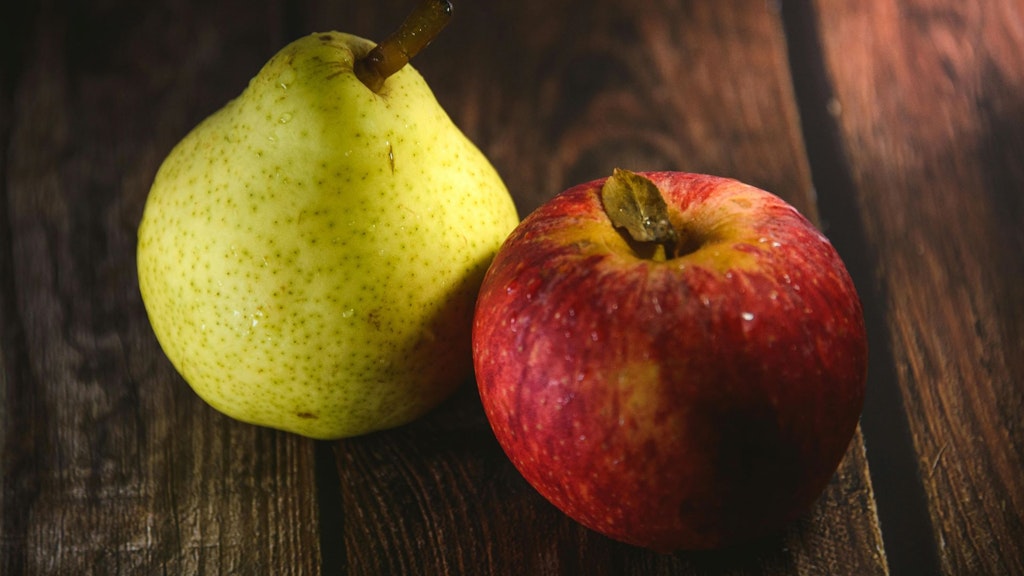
[472,170,867,550]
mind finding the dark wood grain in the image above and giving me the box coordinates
[808,0,1024,573]
[1,1,321,574]
[3,0,1022,573]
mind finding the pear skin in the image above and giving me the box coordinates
[137,32,520,439]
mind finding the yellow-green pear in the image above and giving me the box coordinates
[137,4,519,439]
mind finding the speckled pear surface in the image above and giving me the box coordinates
[137,32,520,439]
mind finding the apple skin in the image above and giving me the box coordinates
[472,171,867,551]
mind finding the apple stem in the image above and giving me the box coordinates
[354,0,454,93]
[601,169,680,260]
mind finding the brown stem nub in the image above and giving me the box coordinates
[601,169,680,260]
[354,0,454,92]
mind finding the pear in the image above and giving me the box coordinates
[137,1,520,439]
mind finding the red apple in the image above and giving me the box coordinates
[472,170,866,551]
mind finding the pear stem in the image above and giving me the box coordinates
[354,0,454,93]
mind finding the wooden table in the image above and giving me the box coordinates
[2,0,1022,573]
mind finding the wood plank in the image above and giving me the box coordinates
[1,1,321,574]
[809,0,1024,573]
[305,1,887,573]
[1,0,918,573]
[327,392,886,575]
